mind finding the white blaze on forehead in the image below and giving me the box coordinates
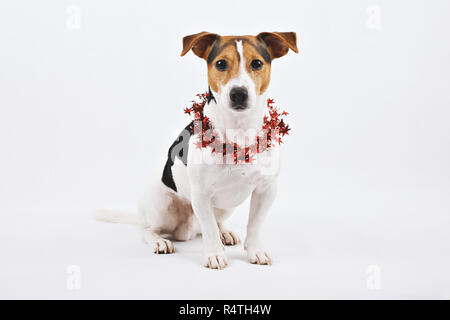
[236,40,246,73]
[233,40,253,87]
[229,39,256,109]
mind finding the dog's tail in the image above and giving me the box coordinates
[95,209,139,225]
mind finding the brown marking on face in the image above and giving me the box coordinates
[206,37,241,93]
[206,36,272,94]
[241,39,271,95]
[181,32,298,96]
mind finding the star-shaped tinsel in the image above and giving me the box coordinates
[184,92,291,164]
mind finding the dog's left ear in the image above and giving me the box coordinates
[257,32,299,60]
[181,32,219,59]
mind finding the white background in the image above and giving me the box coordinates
[1,0,449,299]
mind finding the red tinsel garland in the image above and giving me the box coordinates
[184,92,290,164]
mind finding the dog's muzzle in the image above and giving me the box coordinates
[229,87,248,111]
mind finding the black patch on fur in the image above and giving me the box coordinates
[246,39,271,63]
[161,122,194,192]
[207,87,216,104]
[255,42,271,63]
[161,89,217,192]
[207,39,221,64]
[207,41,238,64]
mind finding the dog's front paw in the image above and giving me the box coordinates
[247,248,272,265]
[204,252,228,270]
[220,230,240,246]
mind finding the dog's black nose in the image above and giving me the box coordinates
[229,87,248,110]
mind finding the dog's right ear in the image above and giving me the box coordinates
[181,32,219,59]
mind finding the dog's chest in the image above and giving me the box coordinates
[210,166,262,208]
[205,152,279,208]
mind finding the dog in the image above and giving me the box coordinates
[97,32,298,269]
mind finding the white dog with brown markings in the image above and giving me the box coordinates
[97,31,298,269]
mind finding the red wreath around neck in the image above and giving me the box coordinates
[184,92,290,164]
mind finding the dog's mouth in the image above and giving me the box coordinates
[231,104,248,111]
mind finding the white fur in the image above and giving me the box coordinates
[98,40,280,269]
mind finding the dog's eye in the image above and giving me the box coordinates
[250,59,263,70]
[215,59,228,71]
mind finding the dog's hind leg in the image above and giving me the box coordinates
[214,208,241,246]
[172,202,198,242]
[142,228,174,254]
[138,182,180,254]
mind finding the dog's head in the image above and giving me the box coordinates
[181,32,298,112]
